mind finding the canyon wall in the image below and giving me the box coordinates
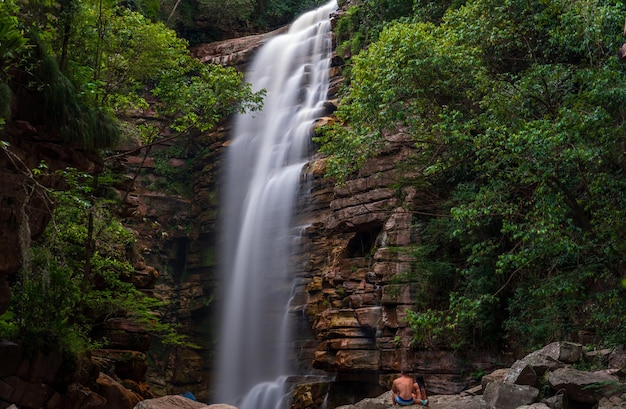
[191,10,508,406]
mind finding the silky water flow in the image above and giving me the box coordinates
[215,2,337,408]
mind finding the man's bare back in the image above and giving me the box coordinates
[392,373,415,405]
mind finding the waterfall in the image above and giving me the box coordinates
[215,2,337,408]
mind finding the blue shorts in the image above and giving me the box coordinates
[395,396,415,406]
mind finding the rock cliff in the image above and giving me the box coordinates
[289,90,506,407]
[149,6,510,406]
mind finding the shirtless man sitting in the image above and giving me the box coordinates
[391,368,417,406]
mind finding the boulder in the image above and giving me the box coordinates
[0,375,55,408]
[96,372,142,409]
[504,342,569,386]
[598,394,626,408]
[609,345,626,372]
[427,394,486,409]
[16,339,64,385]
[540,393,567,409]
[482,382,539,409]
[133,395,229,409]
[334,390,485,409]
[91,349,148,383]
[0,342,22,378]
[584,348,612,366]
[48,382,107,409]
[547,367,621,403]
[558,342,583,363]
[481,368,509,392]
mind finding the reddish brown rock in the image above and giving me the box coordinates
[0,342,22,378]
[49,383,107,409]
[16,340,64,385]
[190,27,288,70]
[91,349,148,383]
[92,318,152,351]
[96,372,142,409]
[0,375,55,408]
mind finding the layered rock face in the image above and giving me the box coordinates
[111,124,229,402]
[292,128,504,405]
[276,16,503,406]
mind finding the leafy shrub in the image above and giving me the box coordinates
[320,0,626,352]
[0,167,192,355]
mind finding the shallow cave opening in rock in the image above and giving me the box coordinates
[344,224,382,259]
[326,371,386,408]
[171,237,189,283]
[190,305,213,336]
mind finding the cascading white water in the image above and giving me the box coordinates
[215,2,337,409]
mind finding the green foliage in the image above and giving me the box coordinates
[442,0,624,72]
[152,58,263,133]
[412,0,465,24]
[0,167,193,352]
[4,0,265,149]
[0,6,29,122]
[162,0,325,43]
[197,0,255,32]
[258,0,324,27]
[406,293,499,350]
[333,0,414,59]
[145,144,193,197]
[320,0,626,351]
[64,4,189,110]
[0,13,28,73]
[1,28,120,149]
[316,20,485,181]
[60,2,263,140]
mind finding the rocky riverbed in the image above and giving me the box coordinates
[134,341,626,409]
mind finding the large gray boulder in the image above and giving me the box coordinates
[598,394,626,408]
[547,367,621,403]
[503,342,577,387]
[482,382,539,409]
[133,395,236,409]
[481,368,509,392]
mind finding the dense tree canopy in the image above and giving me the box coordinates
[0,0,261,352]
[160,0,326,43]
[319,0,626,351]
